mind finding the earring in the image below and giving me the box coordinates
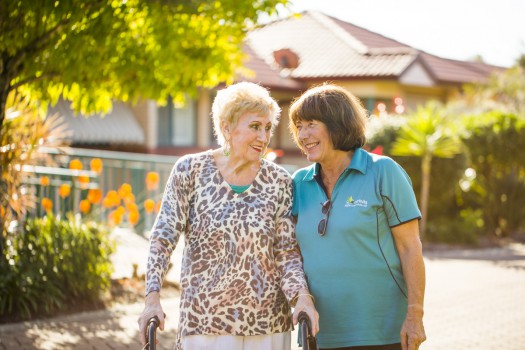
[222,128,231,156]
[223,136,231,157]
[260,147,266,159]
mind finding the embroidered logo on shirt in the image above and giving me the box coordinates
[345,196,368,208]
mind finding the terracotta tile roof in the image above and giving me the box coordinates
[236,44,305,90]
[330,16,411,50]
[246,11,501,84]
[418,52,504,84]
[247,11,417,79]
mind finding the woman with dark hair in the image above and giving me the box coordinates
[289,84,426,350]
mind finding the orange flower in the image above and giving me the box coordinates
[155,200,162,213]
[0,206,4,217]
[103,190,120,208]
[126,202,138,212]
[122,193,135,206]
[87,189,102,204]
[69,159,83,171]
[109,210,123,225]
[58,184,71,198]
[90,158,103,174]
[116,206,126,216]
[118,183,132,198]
[128,210,140,226]
[41,198,53,212]
[146,172,160,191]
[77,175,90,189]
[78,175,90,184]
[102,197,113,208]
[79,200,91,214]
[144,199,155,213]
[40,176,50,186]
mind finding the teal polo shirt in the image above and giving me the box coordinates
[292,148,421,348]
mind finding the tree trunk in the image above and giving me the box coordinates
[0,91,7,129]
[0,70,9,130]
[419,154,432,241]
[0,68,10,264]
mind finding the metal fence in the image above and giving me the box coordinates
[24,148,179,235]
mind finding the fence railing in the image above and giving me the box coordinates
[25,147,179,235]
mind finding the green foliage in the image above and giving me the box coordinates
[425,209,483,245]
[460,66,525,116]
[0,215,114,320]
[367,71,525,243]
[390,101,461,159]
[517,54,525,69]
[389,101,462,238]
[0,93,70,252]
[366,114,407,153]
[459,111,525,236]
[366,111,474,244]
[0,0,289,126]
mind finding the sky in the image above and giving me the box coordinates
[282,0,525,67]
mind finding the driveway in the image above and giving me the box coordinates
[1,229,524,350]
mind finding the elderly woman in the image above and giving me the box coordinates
[138,82,318,350]
[289,84,426,350]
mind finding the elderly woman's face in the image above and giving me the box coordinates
[295,119,334,164]
[228,112,272,162]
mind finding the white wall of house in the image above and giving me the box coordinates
[400,61,435,87]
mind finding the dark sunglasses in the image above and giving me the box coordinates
[318,200,332,236]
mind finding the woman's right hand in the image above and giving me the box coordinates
[292,290,319,336]
[138,291,166,345]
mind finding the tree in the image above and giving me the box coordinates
[390,102,462,239]
[0,0,288,128]
[460,65,525,116]
[518,54,525,69]
[460,112,525,237]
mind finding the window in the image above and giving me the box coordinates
[157,96,196,146]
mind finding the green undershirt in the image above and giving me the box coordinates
[229,184,251,193]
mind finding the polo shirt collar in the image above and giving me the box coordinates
[301,147,368,182]
[349,147,368,175]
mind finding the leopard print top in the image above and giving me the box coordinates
[146,150,308,344]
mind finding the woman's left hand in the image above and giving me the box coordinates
[292,291,319,336]
[400,306,426,350]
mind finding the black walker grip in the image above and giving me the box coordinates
[297,311,318,350]
[146,316,160,350]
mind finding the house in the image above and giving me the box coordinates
[53,11,504,167]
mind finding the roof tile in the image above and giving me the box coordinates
[246,11,501,84]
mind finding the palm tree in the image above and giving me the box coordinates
[391,101,462,240]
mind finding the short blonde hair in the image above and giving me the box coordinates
[212,82,281,146]
[289,84,368,151]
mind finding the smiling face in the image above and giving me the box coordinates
[225,111,273,162]
[295,119,335,164]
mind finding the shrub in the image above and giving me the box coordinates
[426,208,484,245]
[0,214,114,321]
[367,115,477,243]
[460,111,525,237]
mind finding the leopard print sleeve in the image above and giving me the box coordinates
[145,155,193,295]
[273,169,309,302]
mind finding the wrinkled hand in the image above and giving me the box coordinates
[138,291,166,346]
[400,305,426,350]
[292,291,319,336]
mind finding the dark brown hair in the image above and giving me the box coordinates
[289,84,368,152]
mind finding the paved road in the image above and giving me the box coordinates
[1,229,524,350]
